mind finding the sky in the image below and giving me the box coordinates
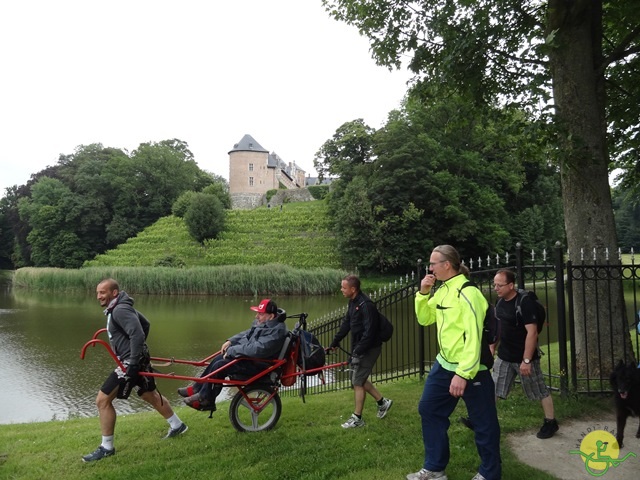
[0,0,412,197]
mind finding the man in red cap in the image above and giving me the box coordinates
[180,299,288,411]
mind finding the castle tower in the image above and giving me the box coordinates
[228,134,276,195]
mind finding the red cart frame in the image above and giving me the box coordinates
[81,312,348,432]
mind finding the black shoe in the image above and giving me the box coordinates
[183,394,215,411]
[459,416,474,431]
[82,446,115,463]
[163,422,188,439]
[536,418,559,439]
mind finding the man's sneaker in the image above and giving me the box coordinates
[471,474,487,480]
[341,414,365,428]
[164,422,188,439]
[82,445,115,463]
[406,469,447,480]
[536,418,559,439]
[376,398,393,419]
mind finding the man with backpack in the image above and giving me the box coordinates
[83,278,188,463]
[492,269,559,439]
[410,245,501,480]
[327,275,393,428]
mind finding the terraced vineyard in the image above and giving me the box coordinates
[85,201,341,269]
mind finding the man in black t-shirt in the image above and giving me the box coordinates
[492,269,559,439]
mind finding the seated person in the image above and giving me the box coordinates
[179,298,288,410]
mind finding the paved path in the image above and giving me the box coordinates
[507,414,640,479]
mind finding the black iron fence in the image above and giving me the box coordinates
[288,243,640,398]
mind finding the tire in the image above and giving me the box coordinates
[229,385,282,432]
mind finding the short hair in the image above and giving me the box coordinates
[496,269,516,284]
[99,278,120,291]
[342,274,361,291]
[432,245,462,272]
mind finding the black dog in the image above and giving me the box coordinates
[610,359,640,448]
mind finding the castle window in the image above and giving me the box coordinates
[249,163,254,171]
[249,176,254,186]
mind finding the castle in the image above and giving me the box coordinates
[228,134,313,209]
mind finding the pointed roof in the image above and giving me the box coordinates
[228,134,268,154]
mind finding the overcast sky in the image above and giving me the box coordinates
[0,0,411,197]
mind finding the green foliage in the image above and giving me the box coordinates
[266,189,278,203]
[1,140,213,268]
[613,184,640,249]
[171,191,197,218]
[326,95,561,269]
[314,118,375,182]
[202,180,231,209]
[307,184,330,200]
[84,202,342,270]
[12,264,344,295]
[184,193,226,243]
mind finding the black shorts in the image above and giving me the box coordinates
[101,364,156,399]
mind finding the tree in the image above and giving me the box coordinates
[314,119,375,182]
[184,193,225,243]
[322,0,639,373]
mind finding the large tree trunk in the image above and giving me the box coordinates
[547,0,635,379]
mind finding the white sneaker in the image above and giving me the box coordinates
[470,474,486,480]
[406,469,447,480]
[341,414,365,428]
[377,398,393,418]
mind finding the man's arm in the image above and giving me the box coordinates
[351,301,377,356]
[113,305,146,362]
[226,323,287,359]
[520,324,538,377]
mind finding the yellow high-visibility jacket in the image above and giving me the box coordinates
[415,273,488,380]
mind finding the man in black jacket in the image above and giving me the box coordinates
[328,275,393,428]
[82,278,188,463]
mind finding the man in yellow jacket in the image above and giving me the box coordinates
[407,245,501,480]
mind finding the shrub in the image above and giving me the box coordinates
[184,193,225,243]
[308,185,329,200]
[172,191,197,218]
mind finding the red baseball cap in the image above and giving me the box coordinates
[250,298,278,314]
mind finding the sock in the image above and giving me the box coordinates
[377,398,385,406]
[167,413,182,430]
[353,413,362,419]
[101,435,114,451]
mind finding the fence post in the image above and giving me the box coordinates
[515,242,524,288]
[554,241,569,397]
[417,259,426,378]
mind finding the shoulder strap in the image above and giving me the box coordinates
[457,280,476,297]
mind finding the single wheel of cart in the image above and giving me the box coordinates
[229,384,282,432]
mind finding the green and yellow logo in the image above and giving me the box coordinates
[569,428,636,477]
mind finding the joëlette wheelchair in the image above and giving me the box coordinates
[81,311,348,433]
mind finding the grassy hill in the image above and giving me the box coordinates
[85,201,341,269]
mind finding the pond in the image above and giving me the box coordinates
[0,273,345,424]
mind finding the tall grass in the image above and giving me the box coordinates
[11,264,346,295]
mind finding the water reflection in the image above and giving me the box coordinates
[0,275,344,424]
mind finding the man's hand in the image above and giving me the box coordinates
[449,374,467,398]
[126,363,141,379]
[520,362,532,377]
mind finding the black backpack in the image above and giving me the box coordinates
[297,330,325,375]
[378,311,394,342]
[458,281,499,368]
[514,289,546,333]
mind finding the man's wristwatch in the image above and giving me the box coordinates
[523,358,531,364]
